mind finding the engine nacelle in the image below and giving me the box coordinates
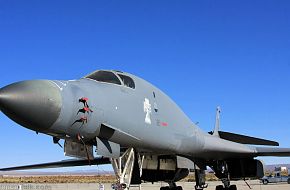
[140,155,192,182]
[227,159,264,180]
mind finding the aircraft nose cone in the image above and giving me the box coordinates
[0,80,62,132]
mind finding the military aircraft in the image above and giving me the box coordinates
[0,70,290,190]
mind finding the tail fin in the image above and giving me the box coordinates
[213,106,221,137]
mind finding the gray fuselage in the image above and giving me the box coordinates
[47,71,254,159]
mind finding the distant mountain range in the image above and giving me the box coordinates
[265,164,290,171]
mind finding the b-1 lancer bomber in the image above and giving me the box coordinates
[0,70,290,190]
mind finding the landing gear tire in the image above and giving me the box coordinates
[229,185,237,190]
[262,180,268,185]
[160,186,183,190]
[120,183,127,189]
[215,185,224,190]
[216,184,237,190]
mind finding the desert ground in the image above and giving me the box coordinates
[0,180,289,190]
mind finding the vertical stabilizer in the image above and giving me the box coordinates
[213,106,221,137]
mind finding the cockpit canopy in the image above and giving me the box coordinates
[85,70,121,85]
[85,70,135,89]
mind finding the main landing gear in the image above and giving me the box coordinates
[214,179,237,190]
[212,161,237,190]
[160,182,182,190]
[216,185,237,190]
[194,164,208,190]
[194,168,237,190]
[160,182,183,190]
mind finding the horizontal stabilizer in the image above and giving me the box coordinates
[255,147,290,157]
[218,131,279,146]
[0,157,110,171]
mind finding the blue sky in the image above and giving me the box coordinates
[0,1,290,172]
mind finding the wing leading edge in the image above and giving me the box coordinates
[0,157,111,171]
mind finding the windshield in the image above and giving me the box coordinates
[85,71,121,85]
[117,74,135,89]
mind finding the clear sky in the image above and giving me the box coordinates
[0,1,290,172]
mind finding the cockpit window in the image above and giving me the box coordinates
[85,71,121,85]
[118,74,135,89]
